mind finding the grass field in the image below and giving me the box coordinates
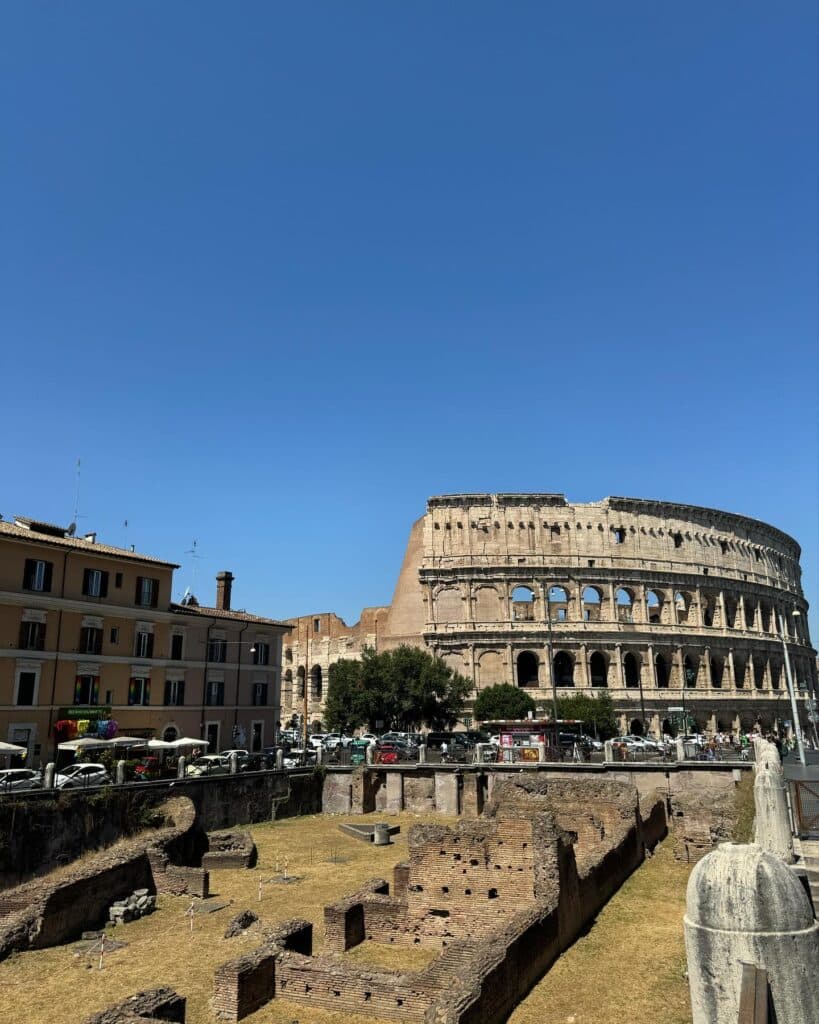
[0,813,693,1024]
[509,841,693,1024]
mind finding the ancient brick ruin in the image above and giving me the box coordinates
[210,776,666,1024]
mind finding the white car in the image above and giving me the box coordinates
[0,768,42,792]
[55,763,111,788]
[323,734,352,750]
[358,733,378,745]
[308,734,327,749]
[185,755,230,777]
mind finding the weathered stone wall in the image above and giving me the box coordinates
[83,988,186,1024]
[1,769,321,889]
[0,797,201,960]
[323,878,389,953]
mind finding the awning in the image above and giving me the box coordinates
[57,736,148,752]
[0,741,27,755]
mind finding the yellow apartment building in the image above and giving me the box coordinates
[0,515,290,765]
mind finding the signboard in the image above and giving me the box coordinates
[57,706,112,721]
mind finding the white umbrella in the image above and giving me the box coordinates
[0,741,26,755]
[146,739,176,751]
[108,736,148,748]
[57,736,147,752]
[169,737,205,749]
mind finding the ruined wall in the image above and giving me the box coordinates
[0,798,201,960]
[83,988,186,1024]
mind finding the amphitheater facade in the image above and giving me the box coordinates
[281,494,817,738]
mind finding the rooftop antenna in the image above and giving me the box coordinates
[72,458,82,525]
[185,539,201,598]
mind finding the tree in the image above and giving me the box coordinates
[324,659,364,733]
[324,646,471,732]
[474,684,536,722]
[556,690,617,738]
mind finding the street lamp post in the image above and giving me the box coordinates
[545,587,559,727]
[778,609,806,766]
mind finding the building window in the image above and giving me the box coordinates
[613,528,626,544]
[135,576,158,608]
[80,626,103,655]
[164,679,185,706]
[82,568,109,598]
[163,725,179,742]
[252,642,270,666]
[115,572,123,588]
[128,677,151,705]
[23,559,53,592]
[313,618,321,633]
[672,532,683,549]
[110,627,119,644]
[206,680,225,706]
[19,620,45,651]
[208,638,227,663]
[16,671,37,706]
[134,630,154,659]
[252,682,269,706]
[170,633,184,660]
[74,675,99,705]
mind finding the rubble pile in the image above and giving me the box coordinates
[109,888,157,925]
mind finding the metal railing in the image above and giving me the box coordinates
[791,780,819,836]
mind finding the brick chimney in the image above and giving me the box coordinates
[215,571,234,611]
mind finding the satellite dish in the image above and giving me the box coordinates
[66,522,77,537]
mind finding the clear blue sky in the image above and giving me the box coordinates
[2,3,817,638]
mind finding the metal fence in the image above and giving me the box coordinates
[791,780,819,836]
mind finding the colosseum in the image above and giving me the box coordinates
[281,494,817,738]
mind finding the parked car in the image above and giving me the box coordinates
[375,743,400,765]
[308,734,327,749]
[357,733,378,745]
[220,748,249,759]
[0,768,42,792]
[185,755,230,778]
[323,734,352,750]
[55,763,111,789]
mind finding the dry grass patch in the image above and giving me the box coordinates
[508,841,692,1024]
[0,811,448,1024]
[344,939,437,973]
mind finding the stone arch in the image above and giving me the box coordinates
[589,650,608,687]
[517,650,539,688]
[623,651,640,688]
[675,591,694,625]
[162,723,179,743]
[630,718,644,736]
[296,665,306,698]
[655,653,670,688]
[752,658,765,689]
[511,586,536,622]
[582,586,603,623]
[702,594,717,628]
[769,656,782,690]
[436,586,464,623]
[723,594,738,629]
[616,587,635,623]
[310,664,323,701]
[710,654,725,688]
[474,586,502,622]
[683,654,698,689]
[646,590,663,624]
[733,655,746,689]
[744,599,757,630]
[547,585,569,622]
[477,650,505,686]
[553,651,574,687]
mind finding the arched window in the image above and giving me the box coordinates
[553,651,574,687]
[753,659,766,690]
[646,590,662,624]
[655,654,669,688]
[734,657,746,689]
[516,651,539,687]
[511,587,535,622]
[589,651,607,687]
[623,652,640,688]
[162,725,178,743]
[547,586,569,622]
[310,665,323,701]
[710,656,724,688]
[630,718,644,736]
[616,588,634,623]
[744,600,757,630]
[296,666,306,698]
[582,586,602,622]
[675,592,692,625]
[684,655,697,689]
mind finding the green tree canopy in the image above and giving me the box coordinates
[324,646,471,732]
[473,684,536,722]
[556,691,617,738]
